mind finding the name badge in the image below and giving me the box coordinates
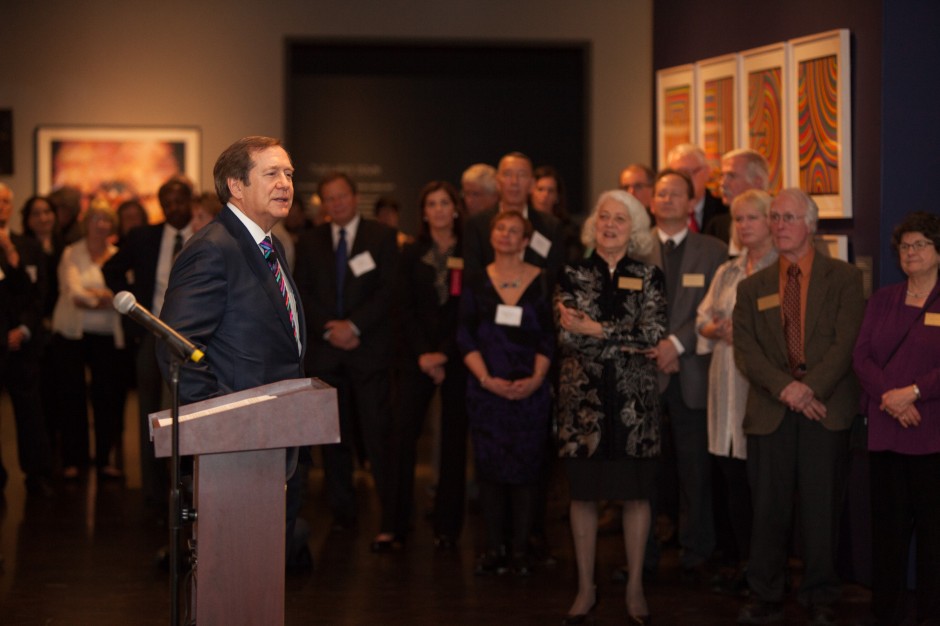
[618,276,642,291]
[349,251,376,277]
[446,256,464,270]
[495,304,523,327]
[682,273,705,288]
[25,264,38,283]
[529,231,552,258]
[926,312,940,327]
[758,293,781,311]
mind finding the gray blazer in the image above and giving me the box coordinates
[639,230,727,408]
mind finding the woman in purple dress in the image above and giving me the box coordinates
[458,210,554,576]
[853,211,940,625]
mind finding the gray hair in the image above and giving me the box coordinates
[461,163,497,194]
[722,149,770,190]
[774,188,819,234]
[581,189,653,257]
[666,143,708,168]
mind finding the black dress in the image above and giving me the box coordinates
[554,252,667,500]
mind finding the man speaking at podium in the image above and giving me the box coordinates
[156,136,308,565]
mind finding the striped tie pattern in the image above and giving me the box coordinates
[259,236,296,339]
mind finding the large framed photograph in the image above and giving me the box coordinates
[35,125,201,222]
[656,64,696,169]
[696,54,739,175]
[787,29,852,218]
[740,43,788,194]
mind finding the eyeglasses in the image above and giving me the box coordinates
[621,183,651,192]
[899,240,935,253]
[769,212,805,225]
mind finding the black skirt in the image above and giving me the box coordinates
[565,456,658,501]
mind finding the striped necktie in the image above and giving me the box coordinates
[259,236,296,340]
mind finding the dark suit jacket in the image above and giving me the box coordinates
[294,218,399,375]
[6,234,46,343]
[700,191,728,238]
[156,207,306,404]
[733,252,864,434]
[462,206,565,285]
[104,223,164,310]
[638,230,727,409]
[0,246,31,355]
[104,223,166,344]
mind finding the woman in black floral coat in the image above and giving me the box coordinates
[555,190,667,625]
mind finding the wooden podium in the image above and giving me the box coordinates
[150,377,339,625]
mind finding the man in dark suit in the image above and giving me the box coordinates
[638,169,727,577]
[156,136,307,564]
[0,183,54,496]
[734,188,863,625]
[104,178,194,508]
[667,143,728,240]
[463,152,565,285]
[294,172,399,543]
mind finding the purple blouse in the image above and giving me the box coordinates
[852,280,940,454]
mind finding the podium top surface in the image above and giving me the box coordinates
[150,377,339,457]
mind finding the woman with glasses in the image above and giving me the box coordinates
[853,211,940,625]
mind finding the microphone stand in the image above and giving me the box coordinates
[169,357,182,626]
[167,354,196,626]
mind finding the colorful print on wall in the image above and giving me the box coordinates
[787,29,851,218]
[664,85,692,157]
[703,76,735,170]
[657,65,696,169]
[747,67,784,193]
[797,55,840,194]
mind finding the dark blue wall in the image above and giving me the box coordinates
[880,1,940,286]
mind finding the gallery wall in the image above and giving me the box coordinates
[0,0,652,228]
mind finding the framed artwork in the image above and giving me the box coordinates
[740,43,787,194]
[696,54,739,174]
[787,29,852,217]
[656,64,695,169]
[35,125,201,222]
[817,234,849,262]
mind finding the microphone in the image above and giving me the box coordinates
[113,291,205,363]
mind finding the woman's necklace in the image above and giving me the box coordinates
[494,266,523,289]
[907,279,936,298]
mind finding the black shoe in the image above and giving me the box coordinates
[808,604,836,625]
[370,534,404,553]
[24,476,55,498]
[681,563,709,584]
[474,549,507,576]
[330,517,357,533]
[286,544,313,574]
[737,600,784,624]
[711,567,750,597]
[433,534,457,551]
[511,551,532,577]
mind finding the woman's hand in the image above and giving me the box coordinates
[880,385,918,418]
[506,375,544,401]
[895,405,922,428]
[481,376,514,400]
[557,302,603,338]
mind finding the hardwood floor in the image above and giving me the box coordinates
[0,391,873,625]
